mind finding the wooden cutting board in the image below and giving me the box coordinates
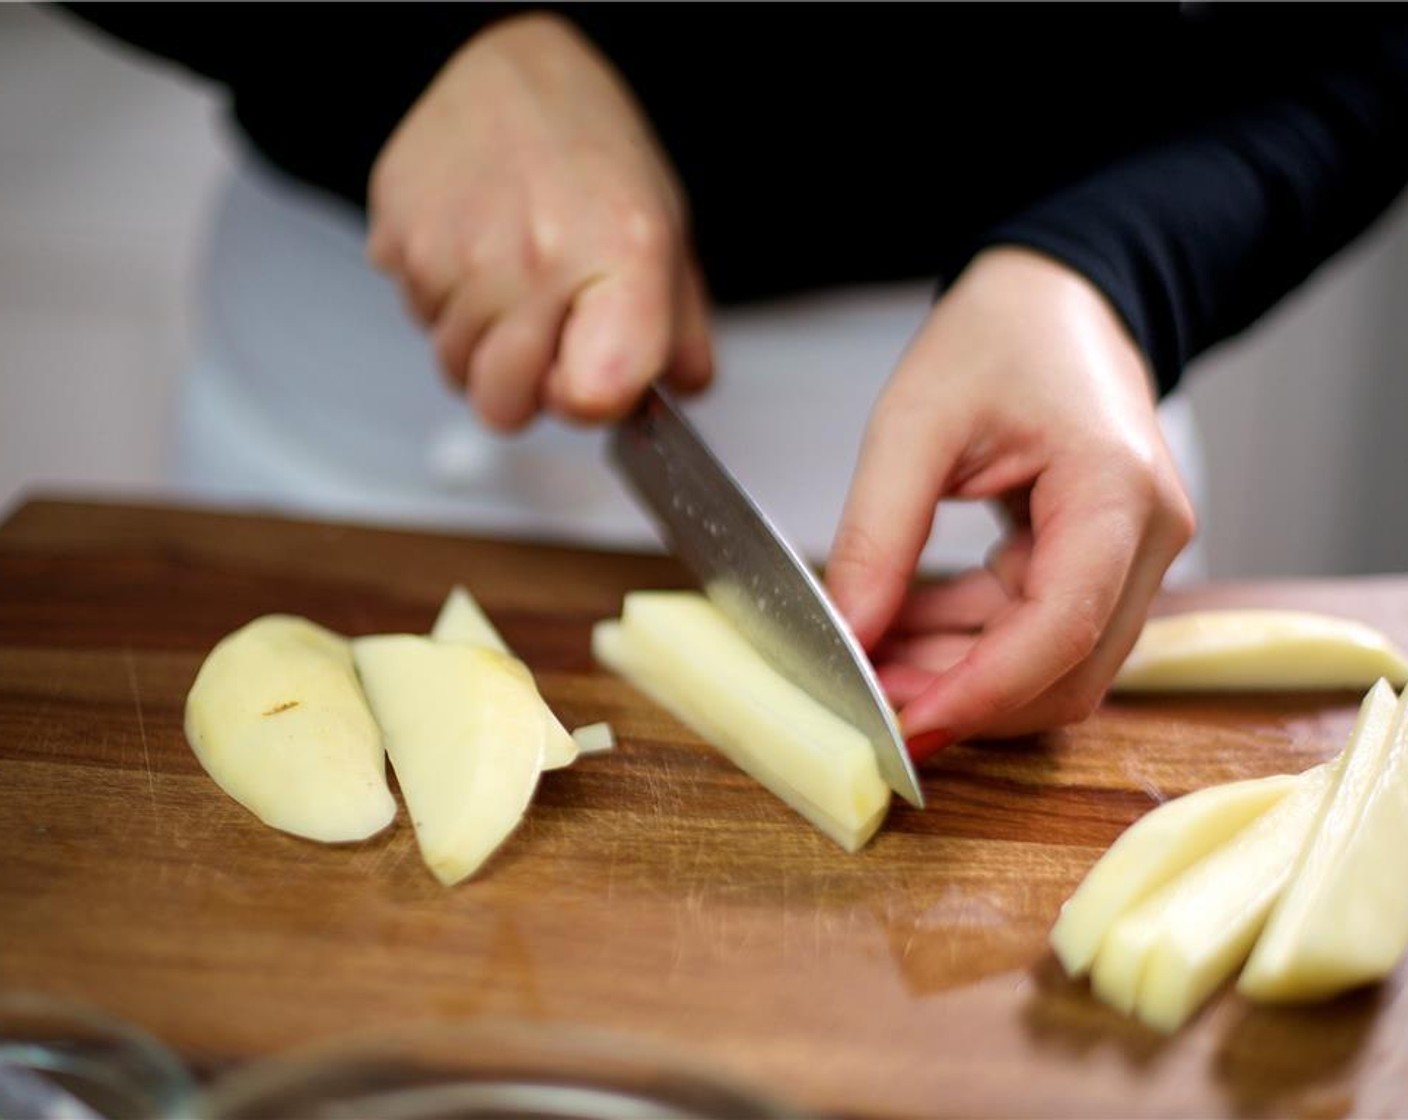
[3,496,1407,1118]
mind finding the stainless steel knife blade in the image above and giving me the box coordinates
[610,386,925,809]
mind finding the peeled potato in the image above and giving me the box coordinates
[352,635,547,885]
[593,591,890,852]
[429,584,510,654]
[1240,682,1408,1002]
[1112,609,1408,692]
[1119,762,1339,1032]
[1050,771,1299,978]
[184,614,395,843]
[1090,761,1338,1031]
[431,585,578,770]
[1075,680,1397,1031]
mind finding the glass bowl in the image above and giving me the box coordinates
[0,990,195,1119]
[198,1018,807,1120]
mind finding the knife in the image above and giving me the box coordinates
[609,386,925,809]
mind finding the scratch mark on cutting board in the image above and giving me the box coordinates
[124,646,158,815]
[1119,756,1171,806]
[604,840,619,906]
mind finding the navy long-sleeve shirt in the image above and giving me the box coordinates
[62,3,1408,394]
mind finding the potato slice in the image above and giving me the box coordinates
[430,585,578,770]
[592,592,890,852]
[352,635,547,885]
[1050,771,1299,979]
[1240,681,1408,1001]
[184,615,395,843]
[1091,759,1339,1031]
[1089,900,1163,1018]
[430,584,510,653]
[1112,609,1408,692]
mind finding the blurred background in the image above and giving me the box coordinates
[4,3,1408,579]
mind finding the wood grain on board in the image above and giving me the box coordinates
[3,496,1406,1118]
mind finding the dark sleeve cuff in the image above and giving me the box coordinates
[938,13,1408,399]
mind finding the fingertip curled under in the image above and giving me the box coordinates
[553,356,649,422]
[905,727,954,764]
[474,396,537,434]
[551,382,624,423]
[667,338,715,394]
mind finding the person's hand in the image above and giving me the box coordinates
[825,247,1196,759]
[366,13,713,432]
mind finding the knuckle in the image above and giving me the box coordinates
[1054,600,1104,665]
[1161,486,1199,549]
[401,232,445,284]
[615,205,676,266]
[1117,449,1162,507]
[1108,447,1198,553]
[525,215,565,273]
[463,232,501,275]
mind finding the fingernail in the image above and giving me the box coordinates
[905,727,954,764]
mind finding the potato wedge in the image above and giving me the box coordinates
[1050,771,1299,979]
[1240,680,1408,1001]
[430,585,578,770]
[592,591,890,852]
[184,614,395,843]
[1112,609,1408,692]
[352,636,546,885]
[1091,760,1339,1031]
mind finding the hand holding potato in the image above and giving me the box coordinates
[826,247,1197,755]
[366,12,713,432]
